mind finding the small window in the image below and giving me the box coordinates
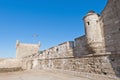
[87,22,90,25]
[119,28,120,31]
[47,52,49,55]
[111,58,115,62]
[96,20,98,23]
[103,72,107,75]
[56,48,59,52]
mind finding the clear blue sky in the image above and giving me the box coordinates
[0,0,107,58]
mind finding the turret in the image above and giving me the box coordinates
[16,40,20,48]
[83,11,104,54]
[38,41,41,47]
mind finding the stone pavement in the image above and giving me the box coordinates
[0,70,89,80]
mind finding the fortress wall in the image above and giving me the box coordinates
[22,41,74,70]
[101,0,120,54]
[40,41,74,59]
[23,41,119,77]
[0,58,23,72]
[38,54,119,78]
[74,35,88,57]
[100,0,120,77]
[0,58,22,68]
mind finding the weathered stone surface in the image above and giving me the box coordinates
[101,0,120,54]
[0,59,22,68]
[0,58,23,72]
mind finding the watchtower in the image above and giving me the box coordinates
[83,11,104,54]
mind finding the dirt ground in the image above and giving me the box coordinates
[0,70,89,80]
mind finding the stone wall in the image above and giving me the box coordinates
[21,41,74,70]
[0,58,22,68]
[74,35,88,57]
[100,0,120,77]
[0,58,23,72]
[40,41,74,59]
[23,41,120,78]
[101,0,120,54]
[37,54,120,78]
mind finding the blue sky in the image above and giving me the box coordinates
[0,0,107,58]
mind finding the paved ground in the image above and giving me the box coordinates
[0,70,89,80]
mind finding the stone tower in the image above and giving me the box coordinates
[16,40,40,58]
[83,11,104,54]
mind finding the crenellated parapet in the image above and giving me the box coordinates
[40,41,74,59]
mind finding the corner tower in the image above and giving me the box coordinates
[83,11,104,54]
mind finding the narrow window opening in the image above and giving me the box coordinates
[119,28,120,31]
[87,22,90,25]
[47,52,49,55]
[96,20,98,23]
[56,48,59,52]
[111,58,115,61]
[103,72,107,75]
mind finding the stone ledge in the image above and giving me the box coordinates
[38,52,120,60]
[0,67,23,73]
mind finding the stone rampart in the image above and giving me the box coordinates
[0,58,23,72]
[101,0,120,54]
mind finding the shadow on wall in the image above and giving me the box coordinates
[73,35,89,57]
[101,0,120,77]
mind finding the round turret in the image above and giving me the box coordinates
[83,11,104,53]
[16,40,20,48]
